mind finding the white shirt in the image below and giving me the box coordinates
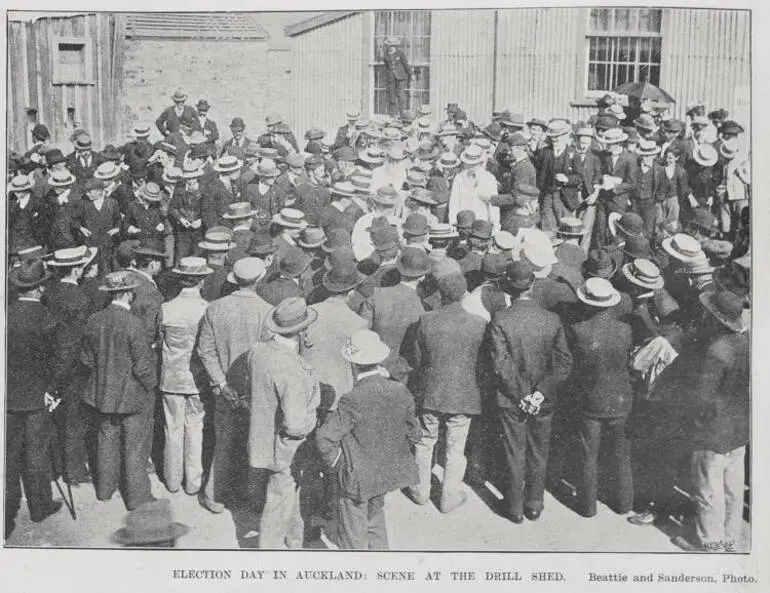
[112,301,132,312]
[448,167,499,226]
[57,188,72,205]
[17,194,30,210]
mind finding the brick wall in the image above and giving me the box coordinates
[119,38,292,148]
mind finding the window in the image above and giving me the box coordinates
[371,11,431,117]
[52,37,93,85]
[586,8,662,94]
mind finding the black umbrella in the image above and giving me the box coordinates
[614,81,675,105]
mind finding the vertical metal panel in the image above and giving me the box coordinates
[8,22,28,152]
[288,12,365,142]
[430,10,495,124]
[660,9,750,122]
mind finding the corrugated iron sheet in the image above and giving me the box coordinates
[124,12,269,40]
[288,12,366,140]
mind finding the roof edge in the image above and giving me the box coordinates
[284,11,359,37]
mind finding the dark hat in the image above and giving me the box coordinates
[297,226,327,249]
[403,213,429,237]
[594,113,620,131]
[400,109,417,123]
[718,120,745,136]
[266,297,317,334]
[113,499,189,546]
[527,118,548,130]
[446,102,459,113]
[322,259,365,294]
[278,247,312,278]
[708,108,729,121]
[456,210,476,229]
[470,220,493,240]
[662,119,683,133]
[188,143,209,161]
[482,252,508,278]
[196,99,211,112]
[325,247,356,272]
[482,123,503,142]
[516,183,540,201]
[230,117,246,130]
[687,208,719,235]
[304,154,324,169]
[83,178,105,192]
[633,114,658,132]
[410,187,437,206]
[222,201,256,220]
[8,260,52,289]
[596,93,617,108]
[14,245,51,263]
[44,148,67,166]
[501,112,526,129]
[623,127,639,143]
[505,260,535,291]
[101,144,122,162]
[371,224,400,251]
[99,270,140,293]
[622,235,651,259]
[32,123,50,140]
[397,247,432,278]
[171,89,187,102]
[453,109,468,121]
[132,238,167,259]
[699,289,746,333]
[305,127,326,141]
[584,249,617,279]
[247,230,278,257]
[415,142,440,161]
[616,212,645,238]
[322,227,352,254]
[507,131,529,147]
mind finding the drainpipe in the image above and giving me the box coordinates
[491,9,499,113]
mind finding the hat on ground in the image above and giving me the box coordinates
[266,297,317,335]
[600,127,629,144]
[429,223,459,241]
[222,202,256,220]
[661,233,703,262]
[692,144,718,167]
[257,159,280,178]
[403,213,429,237]
[323,259,365,294]
[113,499,188,546]
[48,245,98,268]
[171,89,187,103]
[247,231,278,257]
[470,220,493,240]
[384,36,402,46]
[99,270,140,293]
[556,217,585,238]
[199,227,234,251]
[436,152,460,169]
[505,260,535,291]
[162,166,183,185]
[456,210,476,229]
[138,182,163,202]
[213,155,243,174]
[359,146,385,165]
[699,289,746,333]
[545,119,572,138]
[9,260,52,289]
[49,169,76,187]
[8,174,34,193]
[616,212,645,238]
[577,277,621,308]
[583,248,617,279]
[297,226,327,249]
[172,256,213,276]
[460,145,485,166]
[397,247,432,278]
[634,114,658,132]
[372,185,400,206]
[272,207,308,229]
[227,257,267,285]
[341,329,390,365]
[622,258,664,290]
[623,235,652,259]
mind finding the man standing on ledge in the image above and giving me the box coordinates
[383,36,412,119]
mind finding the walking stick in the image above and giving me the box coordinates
[49,446,77,520]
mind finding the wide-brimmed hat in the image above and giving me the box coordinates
[718,120,744,136]
[73,134,93,150]
[482,123,503,142]
[600,127,629,144]
[699,289,746,333]
[172,256,213,276]
[692,144,718,167]
[171,89,187,103]
[330,181,356,198]
[403,213,429,237]
[359,146,385,165]
[162,166,183,185]
[556,217,585,238]
[584,248,617,279]
[278,247,312,279]
[297,226,327,249]
[8,260,52,288]
[545,119,571,138]
[49,169,76,187]
[615,212,645,238]
[266,297,317,334]
[222,201,256,220]
[719,142,741,160]
[99,270,140,293]
[577,277,621,308]
[322,228,352,253]
[397,247,432,278]
[44,148,67,166]
[341,329,390,365]
[247,231,278,257]
[622,258,664,290]
[138,182,163,202]
[575,127,595,138]
[636,139,660,157]
[182,163,204,179]
[371,185,399,206]
[500,112,526,129]
[323,259,365,294]
[436,152,460,169]
[8,174,34,193]
[48,245,98,268]
[94,161,121,181]
[226,257,267,285]
[213,155,243,173]
[132,123,151,138]
[661,233,703,262]
[198,227,234,251]
[633,114,658,132]
[460,145,485,166]
[113,499,188,546]
[482,252,509,278]
[505,260,535,291]
[272,207,308,229]
[384,36,402,46]
[429,223,459,240]
[623,235,652,259]
[410,187,437,206]
[132,238,166,259]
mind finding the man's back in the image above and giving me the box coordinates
[161,287,209,394]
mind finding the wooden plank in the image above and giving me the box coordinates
[7,24,24,152]
[36,19,54,144]
[25,22,38,115]
[94,16,108,146]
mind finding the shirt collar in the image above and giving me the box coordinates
[357,367,389,381]
[17,194,30,209]
[179,286,202,297]
[111,301,131,311]
[60,277,79,286]
[331,201,346,212]
[272,333,299,352]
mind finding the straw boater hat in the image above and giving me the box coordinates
[699,289,747,334]
[577,277,621,308]
[371,185,400,206]
[545,119,571,138]
[172,256,213,276]
[633,114,658,132]
[113,499,189,546]
[384,36,401,46]
[622,258,665,290]
[410,188,437,206]
[429,223,459,240]
[674,251,716,276]
[297,226,327,249]
[272,208,308,229]
[8,174,34,193]
[661,233,703,263]
[222,202,256,220]
[198,226,234,251]
[138,182,163,202]
[8,260,52,289]
[359,146,385,165]
[460,145,485,166]
[182,163,204,179]
[436,152,460,169]
[49,169,76,187]
[213,155,243,174]
[171,89,187,103]
[94,161,121,181]
[600,127,629,144]
[692,144,718,167]
[133,123,151,139]
[266,297,318,334]
[99,270,140,293]
[556,217,585,238]
[636,139,660,157]
[341,330,391,365]
[48,245,98,268]
[162,167,183,185]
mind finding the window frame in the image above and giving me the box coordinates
[582,8,662,98]
[52,36,95,86]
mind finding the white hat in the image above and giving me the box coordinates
[341,330,391,365]
[577,277,621,308]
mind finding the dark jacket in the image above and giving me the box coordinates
[201,177,238,230]
[566,309,634,418]
[573,150,603,199]
[155,105,198,137]
[490,157,537,229]
[601,150,639,212]
[7,299,57,411]
[67,150,105,185]
[219,136,254,161]
[8,195,50,253]
[319,202,364,236]
[383,48,411,81]
[487,299,573,411]
[406,301,487,415]
[128,269,164,348]
[81,304,158,414]
[316,374,421,501]
[537,146,584,211]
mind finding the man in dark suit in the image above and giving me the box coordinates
[405,273,486,512]
[7,174,51,254]
[72,178,122,276]
[316,330,421,549]
[6,262,62,538]
[194,99,219,154]
[537,119,580,231]
[67,133,105,188]
[201,156,242,230]
[332,110,361,152]
[219,118,253,161]
[487,261,573,523]
[633,140,668,240]
[382,37,411,118]
[566,277,635,518]
[126,239,166,350]
[80,271,158,510]
[156,89,198,138]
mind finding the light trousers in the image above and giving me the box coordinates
[162,392,205,494]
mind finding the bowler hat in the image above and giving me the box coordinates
[371,224,400,251]
[32,123,50,140]
[505,260,535,291]
[623,235,651,259]
[323,259,364,294]
[297,226,327,249]
[584,249,617,279]
[616,212,645,238]
[247,231,278,257]
[132,238,166,258]
[98,270,140,293]
[322,228,352,254]
[172,256,213,276]
[113,499,189,546]
[8,260,52,289]
[341,330,390,365]
[577,277,621,307]
[230,117,246,130]
[699,289,746,333]
[171,90,187,102]
[482,252,508,278]
[456,210,476,229]
[470,220,493,240]
[101,145,123,162]
[278,247,312,278]
[196,99,210,112]
[222,202,256,220]
[397,247,431,278]
[44,148,67,166]
[622,258,664,290]
[403,213,429,237]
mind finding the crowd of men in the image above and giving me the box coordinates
[6,83,750,552]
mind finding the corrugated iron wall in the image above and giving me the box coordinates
[429,10,495,124]
[495,8,583,121]
[288,12,366,141]
[7,13,122,154]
